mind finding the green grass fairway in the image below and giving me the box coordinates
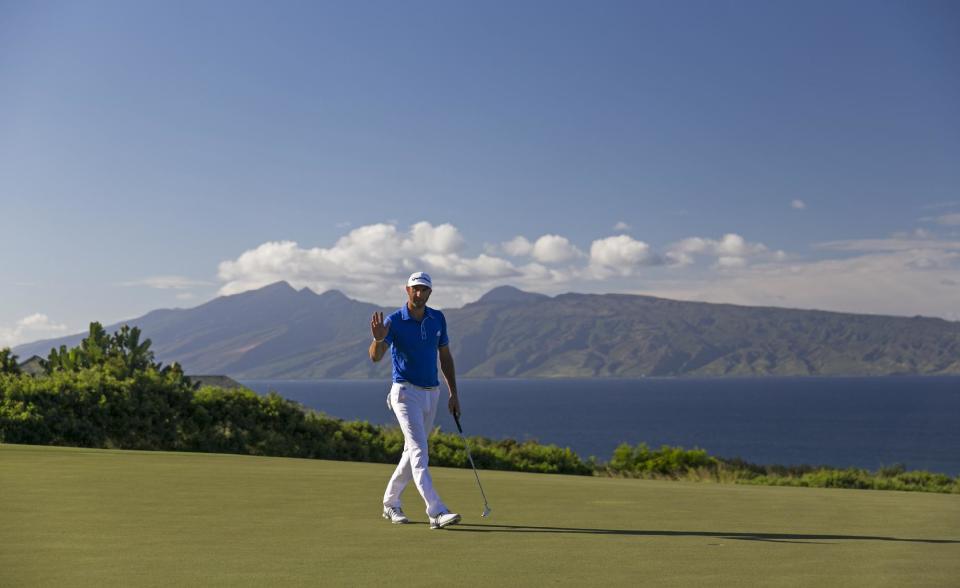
[2,444,958,587]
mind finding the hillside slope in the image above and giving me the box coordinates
[15,282,960,378]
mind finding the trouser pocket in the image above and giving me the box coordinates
[387,384,408,412]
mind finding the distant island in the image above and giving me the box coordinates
[14,281,960,379]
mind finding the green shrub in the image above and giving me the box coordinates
[428,433,592,475]
[606,442,718,478]
[0,367,590,474]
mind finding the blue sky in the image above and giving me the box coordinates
[2,0,959,347]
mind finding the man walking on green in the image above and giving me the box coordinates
[369,272,462,529]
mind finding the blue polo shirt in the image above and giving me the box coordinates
[384,304,449,388]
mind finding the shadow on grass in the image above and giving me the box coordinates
[441,523,960,544]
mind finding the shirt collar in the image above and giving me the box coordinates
[400,304,433,321]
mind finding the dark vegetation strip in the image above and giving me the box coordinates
[1,325,956,493]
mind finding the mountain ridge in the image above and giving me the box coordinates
[13,281,960,378]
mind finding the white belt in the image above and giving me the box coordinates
[396,382,438,391]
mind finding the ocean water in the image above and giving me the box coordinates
[241,377,960,476]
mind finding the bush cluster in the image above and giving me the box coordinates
[605,442,717,478]
[733,464,959,493]
[3,368,957,491]
[601,442,960,494]
[0,365,591,475]
[0,368,191,449]
[2,324,593,475]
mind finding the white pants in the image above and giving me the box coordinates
[383,382,449,517]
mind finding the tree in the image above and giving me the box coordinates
[45,344,81,373]
[38,322,191,385]
[0,348,21,375]
[80,322,111,367]
[109,325,155,377]
[46,322,158,376]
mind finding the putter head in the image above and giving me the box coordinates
[481,505,492,518]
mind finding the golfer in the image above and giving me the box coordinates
[369,272,462,530]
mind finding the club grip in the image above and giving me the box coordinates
[453,413,463,434]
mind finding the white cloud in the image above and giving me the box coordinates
[218,222,469,292]
[816,237,960,252]
[409,221,465,253]
[920,208,960,225]
[934,213,960,226]
[501,236,533,257]
[892,228,934,240]
[588,235,656,276]
[213,220,960,319]
[665,233,769,268]
[217,224,778,306]
[531,235,583,264]
[791,199,807,210]
[664,237,708,266]
[717,234,756,256]
[217,222,525,307]
[716,256,747,268]
[119,276,212,289]
[420,253,519,278]
[639,246,960,320]
[500,234,584,263]
[0,313,68,348]
[613,221,631,231]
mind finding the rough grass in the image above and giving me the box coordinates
[2,443,958,587]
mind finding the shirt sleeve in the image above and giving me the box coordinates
[438,312,449,347]
[384,317,394,346]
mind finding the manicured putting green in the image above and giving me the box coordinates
[2,444,958,586]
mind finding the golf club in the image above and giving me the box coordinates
[453,414,492,517]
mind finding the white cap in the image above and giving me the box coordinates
[407,272,432,289]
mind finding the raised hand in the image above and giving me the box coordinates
[370,312,389,342]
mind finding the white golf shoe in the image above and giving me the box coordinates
[382,506,409,524]
[428,511,461,530]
